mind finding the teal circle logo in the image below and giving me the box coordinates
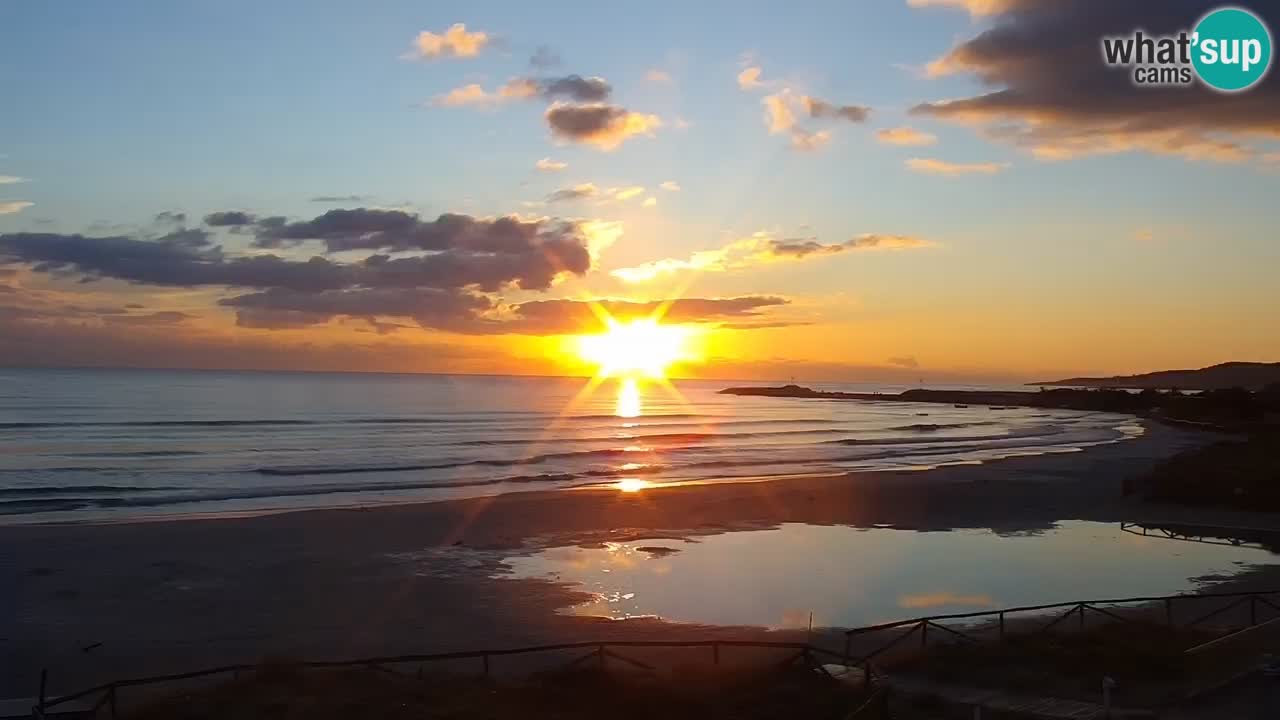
[1192,7,1273,92]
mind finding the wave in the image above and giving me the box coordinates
[457,427,845,447]
[0,485,183,497]
[62,450,205,458]
[255,447,649,476]
[0,472,589,515]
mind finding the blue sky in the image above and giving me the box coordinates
[1,0,1278,379]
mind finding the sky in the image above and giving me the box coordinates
[1,0,1278,383]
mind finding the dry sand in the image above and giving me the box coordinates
[5,421,1279,698]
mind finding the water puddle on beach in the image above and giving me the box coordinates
[502,521,1280,629]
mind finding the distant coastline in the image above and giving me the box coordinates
[1030,361,1280,391]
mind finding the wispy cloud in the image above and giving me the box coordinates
[0,201,33,215]
[659,181,680,192]
[737,66,763,90]
[906,158,1008,176]
[876,127,937,146]
[0,176,27,185]
[535,157,568,172]
[645,69,672,83]
[612,231,935,282]
[790,129,831,152]
[546,183,600,203]
[404,24,491,60]
[311,195,369,204]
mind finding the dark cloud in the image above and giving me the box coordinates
[545,184,599,203]
[310,195,370,203]
[220,287,493,332]
[540,75,611,102]
[529,45,561,69]
[204,210,257,227]
[888,356,920,369]
[803,97,871,123]
[246,209,589,267]
[0,233,354,291]
[910,0,1280,161]
[154,211,187,225]
[104,310,192,326]
[1,208,598,335]
[1,214,592,294]
[545,103,661,150]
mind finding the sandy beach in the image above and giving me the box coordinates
[6,421,1278,698]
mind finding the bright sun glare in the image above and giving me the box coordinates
[575,317,696,380]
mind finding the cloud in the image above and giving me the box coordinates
[611,232,934,282]
[0,201,33,215]
[801,96,870,123]
[906,158,1008,176]
[203,210,256,227]
[790,129,831,151]
[311,195,370,204]
[0,176,27,185]
[659,181,680,192]
[433,75,610,109]
[876,127,937,146]
[909,0,1280,163]
[535,157,568,172]
[1,211,596,295]
[529,45,560,69]
[539,75,612,102]
[546,183,600,203]
[545,103,661,150]
[737,67,763,90]
[154,211,187,225]
[432,78,540,107]
[103,310,193,326]
[764,92,862,150]
[762,94,796,133]
[642,197,657,208]
[546,184,645,204]
[905,0,1011,15]
[1134,228,1155,242]
[887,356,920,369]
[221,287,493,332]
[645,69,672,83]
[498,296,790,335]
[405,24,490,60]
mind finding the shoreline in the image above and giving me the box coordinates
[7,421,1279,696]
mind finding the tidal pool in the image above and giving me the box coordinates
[503,521,1278,629]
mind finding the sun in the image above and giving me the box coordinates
[575,317,696,379]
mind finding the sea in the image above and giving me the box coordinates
[0,367,1144,524]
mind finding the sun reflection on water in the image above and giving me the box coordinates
[615,478,651,493]
[615,377,641,418]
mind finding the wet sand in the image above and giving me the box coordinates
[5,421,1277,698]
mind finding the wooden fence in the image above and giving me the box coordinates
[33,588,1280,718]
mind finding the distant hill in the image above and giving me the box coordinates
[1031,362,1280,391]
